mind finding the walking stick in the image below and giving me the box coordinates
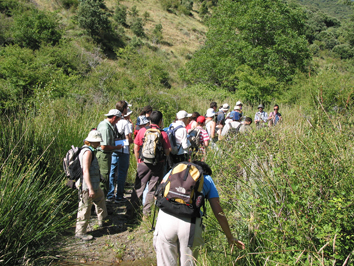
[149,200,157,232]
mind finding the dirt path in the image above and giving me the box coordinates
[55,190,157,266]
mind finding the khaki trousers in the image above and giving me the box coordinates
[75,187,107,235]
[153,210,204,266]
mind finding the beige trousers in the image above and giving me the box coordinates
[153,210,204,266]
[75,187,107,235]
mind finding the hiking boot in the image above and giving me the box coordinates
[75,234,93,241]
[115,197,128,203]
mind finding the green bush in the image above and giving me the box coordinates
[12,8,62,50]
[131,17,145,37]
[114,4,127,25]
[59,0,79,9]
[152,23,163,44]
[332,44,354,59]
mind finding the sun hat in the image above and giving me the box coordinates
[206,108,216,118]
[125,101,132,107]
[176,110,192,120]
[258,104,264,109]
[85,130,103,143]
[236,101,243,106]
[221,103,230,111]
[234,106,241,110]
[196,116,206,124]
[137,115,149,126]
[124,108,133,117]
[104,109,122,117]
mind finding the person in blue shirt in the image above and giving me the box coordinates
[153,161,245,266]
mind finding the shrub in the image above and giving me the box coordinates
[332,44,354,59]
[131,17,145,37]
[12,8,62,50]
[59,0,79,9]
[114,4,127,25]
[152,23,163,44]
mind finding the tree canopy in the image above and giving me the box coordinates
[182,0,311,104]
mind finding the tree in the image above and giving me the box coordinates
[182,0,311,104]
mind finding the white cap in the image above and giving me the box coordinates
[176,110,192,120]
[137,115,149,125]
[104,109,122,117]
[125,101,132,107]
[206,108,216,117]
[234,106,241,110]
[236,101,243,106]
[124,108,133,117]
[221,103,230,111]
[85,130,103,142]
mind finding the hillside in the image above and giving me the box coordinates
[296,0,352,20]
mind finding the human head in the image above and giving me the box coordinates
[105,109,122,124]
[244,117,252,125]
[137,115,149,127]
[221,103,230,113]
[236,101,243,107]
[210,102,217,111]
[141,105,153,117]
[116,100,128,115]
[84,130,103,149]
[258,104,264,111]
[124,108,133,118]
[176,110,192,124]
[206,108,216,118]
[273,104,279,112]
[234,106,241,112]
[150,110,163,127]
[196,115,206,125]
[192,160,212,175]
[190,112,200,122]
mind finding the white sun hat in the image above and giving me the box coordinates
[104,109,122,117]
[206,108,216,117]
[124,108,133,117]
[176,110,192,120]
[85,130,103,142]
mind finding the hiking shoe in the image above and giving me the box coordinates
[115,197,128,203]
[75,234,93,241]
[106,198,114,203]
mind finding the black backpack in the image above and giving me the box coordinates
[155,162,205,247]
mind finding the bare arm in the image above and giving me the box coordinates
[204,140,209,147]
[134,144,140,162]
[210,122,216,139]
[100,144,122,151]
[209,197,245,249]
[126,133,133,144]
[82,150,95,198]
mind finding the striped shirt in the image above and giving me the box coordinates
[197,126,210,146]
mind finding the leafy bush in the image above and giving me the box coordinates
[59,0,79,9]
[333,44,354,59]
[152,23,163,44]
[11,8,62,50]
[131,17,145,37]
[114,4,127,25]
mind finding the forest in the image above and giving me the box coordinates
[1,0,354,265]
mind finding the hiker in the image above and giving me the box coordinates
[107,101,133,203]
[205,108,217,143]
[131,111,171,219]
[216,103,230,134]
[96,109,123,196]
[169,110,192,164]
[75,130,107,241]
[268,104,282,126]
[134,115,150,138]
[134,105,153,137]
[190,116,209,161]
[235,101,243,116]
[254,104,268,129]
[239,117,253,134]
[210,102,218,112]
[153,161,245,266]
[185,112,200,133]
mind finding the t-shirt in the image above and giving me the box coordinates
[196,126,210,146]
[163,171,219,199]
[216,111,225,125]
[96,119,116,152]
[115,119,133,154]
[134,124,171,163]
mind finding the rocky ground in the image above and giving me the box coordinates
[54,189,157,266]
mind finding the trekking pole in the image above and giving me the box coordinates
[149,200,157,233]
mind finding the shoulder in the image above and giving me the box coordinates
[203,175,219,199]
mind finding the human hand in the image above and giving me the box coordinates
[228,237,245,250]
[88,188,95,198]
[115,144,123,149]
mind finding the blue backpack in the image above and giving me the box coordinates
[167,125,183,155]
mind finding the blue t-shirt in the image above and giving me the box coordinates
[163,170,219,200]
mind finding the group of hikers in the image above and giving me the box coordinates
[72,100,282,265]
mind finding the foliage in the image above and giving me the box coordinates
[59,0,79,9]
[152,23,163,44]
[11,8,62,50]
[332,43,354,59]
[131,17,145,37]
[114,4,127,26]
[296,0,352,20]
[182,0,311,104]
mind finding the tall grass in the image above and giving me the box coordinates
[198,107,354,265]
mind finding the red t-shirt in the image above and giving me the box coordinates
[134,124,171,163]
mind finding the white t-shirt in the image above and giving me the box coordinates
[116,119,133,154]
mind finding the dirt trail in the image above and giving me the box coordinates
[55,189,157,266]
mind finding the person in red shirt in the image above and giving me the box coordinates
[129,111,171,219]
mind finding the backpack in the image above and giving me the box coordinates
[167,125,184,155]
[63,146,94,189]
[189,128,202,151]
[228,123,243,135]
[155,162,205,247]
[140,126,164,165]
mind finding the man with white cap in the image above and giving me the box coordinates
[96,109,123,197]
[255,104,268,129]
[169,110,192,164]
[205,108,217,142]
[107,101,133,203]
